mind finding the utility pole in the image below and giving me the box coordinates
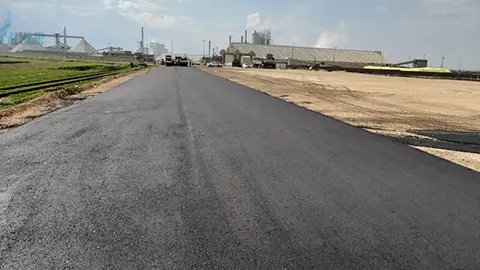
[458,57,462,72]
[333,47,337,63]
[441,56,445,68]
[202,40,206,58]
[170,40,174,55]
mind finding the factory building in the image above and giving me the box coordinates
[224,42,387,68]
[251,30,272,45]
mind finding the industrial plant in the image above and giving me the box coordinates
[207,28,462,79]
[220,29,387,69]
[0,26,158,63]
[1,19,455,76]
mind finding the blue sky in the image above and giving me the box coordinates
[1,0,480,69]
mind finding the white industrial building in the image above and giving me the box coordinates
[224,42,387,68]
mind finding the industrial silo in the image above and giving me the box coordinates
[252,31,263,45]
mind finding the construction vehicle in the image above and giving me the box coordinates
[164,54,173,66]
[180,56,189,67]
[172,56,189,67]
[175,56,182,66]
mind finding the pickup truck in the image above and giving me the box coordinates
[207,61,222,67]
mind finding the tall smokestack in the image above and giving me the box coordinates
[245,30,247,43]
[63,26,67,48]
[229,35,232,45]
[141,27,144,54]
[241,35,243,43]
[208,40,211,57]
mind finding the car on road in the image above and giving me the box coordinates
[207,62,222,67]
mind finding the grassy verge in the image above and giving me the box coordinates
[0,56,131,88]
[0,56,151,109]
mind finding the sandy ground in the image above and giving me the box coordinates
[0,68,151,131]
[204,67,480,172]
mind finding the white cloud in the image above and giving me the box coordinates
[101,0,187,28]
[313,21,347,48]
[244,12,324,46]
[102,0,118,10]
[244,12,348,49]
[246,12,268,29]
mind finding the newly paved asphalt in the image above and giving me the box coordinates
[1,67,479,269]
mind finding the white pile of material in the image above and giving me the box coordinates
[10,35,47,52]
[68,39,97,54]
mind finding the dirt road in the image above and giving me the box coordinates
[204,67,480,171]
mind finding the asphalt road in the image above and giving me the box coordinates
[1,67,480,269]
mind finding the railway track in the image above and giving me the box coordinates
[0,71,124,98]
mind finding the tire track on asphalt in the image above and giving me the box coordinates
[173,67,250,268]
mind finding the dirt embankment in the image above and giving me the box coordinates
[0,69,150,131]
[204,67,480,172]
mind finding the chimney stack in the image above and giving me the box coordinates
[208,40,211,57]
[241,35,244,43]
[63,26,67,49]
[229,35,232,45]
[244,30,247,43]
[141,27,144,54]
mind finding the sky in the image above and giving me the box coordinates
[1,0,479,70]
